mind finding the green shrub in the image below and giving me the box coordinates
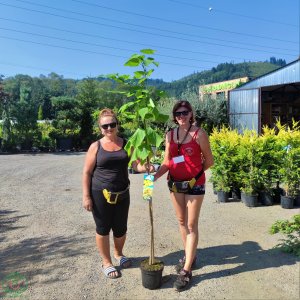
[269,214,300,256]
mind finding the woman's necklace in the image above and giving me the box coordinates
[177,124,192,155]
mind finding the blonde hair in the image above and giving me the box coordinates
[98,108,118,124]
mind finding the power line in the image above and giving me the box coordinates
[1,1,297,53]
[0,26,226,64]
[0,16,254,61]
[167,0,298,28]
[0,35,213,70]
[0,61,91,78]
[69,0,298,44]
[0,3,297,57]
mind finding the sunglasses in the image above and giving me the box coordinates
[174,110,190,117]
[101,122,117,129]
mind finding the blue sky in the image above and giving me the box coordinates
[0,0,299,82]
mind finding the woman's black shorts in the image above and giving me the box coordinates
[90,189,130,237]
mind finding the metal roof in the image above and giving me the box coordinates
[234,59,300,90]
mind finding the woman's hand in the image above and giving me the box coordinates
[132,161,155,173]
[145,163,155,173]
[83,195,93,212]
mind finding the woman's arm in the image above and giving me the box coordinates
[153,132,171,181]
[197,128,214,171]
[82,141,98,211]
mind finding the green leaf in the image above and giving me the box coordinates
[123,113,136,120]
[134,71,145,79]
[129,128,146,147]
[144,59,155,67]
[140,49,156,54]
[138,78,147,85]
[152,107,169,122]
[119,101,136,113]
[125,58,141,67]
[146,69,154,77]
[138,107,150,121]
[145,127,164,148]
[148,98,155,108]
[136,146,151,162]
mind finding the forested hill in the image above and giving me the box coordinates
[148,59,285,97]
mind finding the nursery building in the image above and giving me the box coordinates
[228,58,300,133]
[199,77,248,101]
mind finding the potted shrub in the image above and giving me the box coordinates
[255,126,282,206]
[277,121,300,209]
[269,214,300,256]
[210,127,237,202]
[238,130,260,207]
[109,49,168,289]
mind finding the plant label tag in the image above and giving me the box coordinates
[143,174,154,201]
[173,155,184,164]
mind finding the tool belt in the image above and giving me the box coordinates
[168,169,204,193]
[102,186,129,204]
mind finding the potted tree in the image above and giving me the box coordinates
[109,49,169,289]
[277,121,300,209]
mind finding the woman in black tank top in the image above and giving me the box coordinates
[82,108,154,279]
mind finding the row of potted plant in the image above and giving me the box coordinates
[210,121,300,208]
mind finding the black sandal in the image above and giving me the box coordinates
[175,256,197,274]
[174,269,192,291]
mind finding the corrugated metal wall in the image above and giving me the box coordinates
[229,88,260,133]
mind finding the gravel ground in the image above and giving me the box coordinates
[0,153,299,300]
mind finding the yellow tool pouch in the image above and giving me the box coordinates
[168,178,196,193]
[102,186,129,204]
[167,169,203,194]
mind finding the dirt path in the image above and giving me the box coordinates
[0,153,299,299]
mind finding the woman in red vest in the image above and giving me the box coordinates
[154,100,214,291]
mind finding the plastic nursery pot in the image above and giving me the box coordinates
[231,187,241,200]
[258,191,273,206]
[217,191,229,203]
[140,258,164,290]
[272,187,284,204]
[241,193,258,207]
[280,195,294,209]
[294,192,300,207]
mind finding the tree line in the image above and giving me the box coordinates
[0,58,285,151]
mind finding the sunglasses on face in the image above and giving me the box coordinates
[174,110,190,117]
[101,122,117,129]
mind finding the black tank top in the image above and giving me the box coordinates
[91,139,130,191]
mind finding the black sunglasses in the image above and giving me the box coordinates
[101,122,117,129]
[174,110,190,117]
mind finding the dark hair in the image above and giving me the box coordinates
[172,100,195,124]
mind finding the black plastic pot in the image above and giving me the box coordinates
[258,191,273,206]
[294,193,300,207]
[140,259,164,290]
[242,193,258,207]
[217,191,229,203]
[231,187,241,200]
[280,195,294,209]
[272,187,284,204]
[56,137,73,151]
